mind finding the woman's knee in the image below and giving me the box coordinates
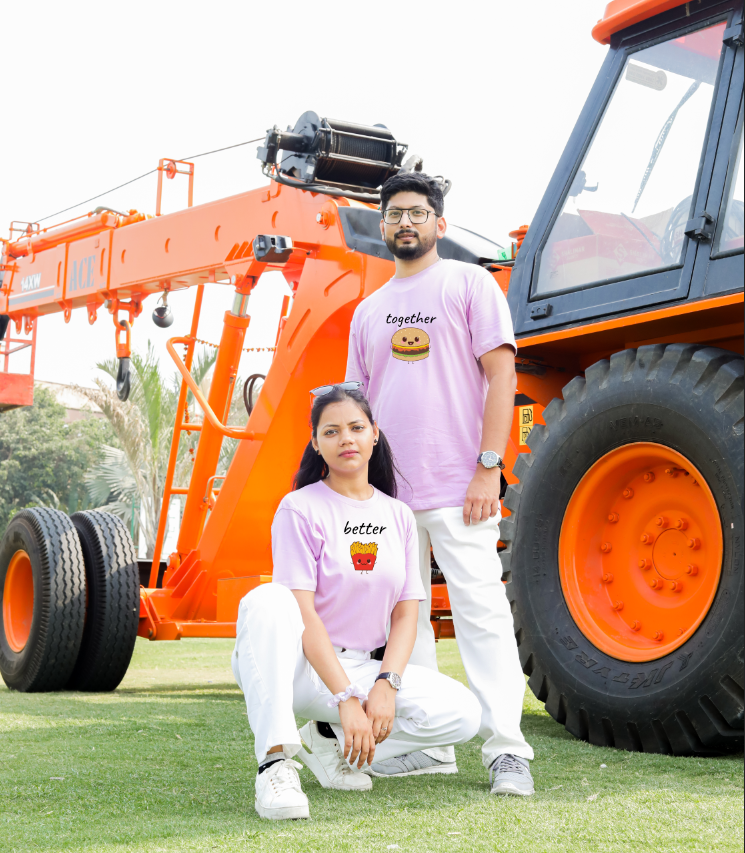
[237,582,303,633]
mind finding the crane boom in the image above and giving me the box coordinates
[0,135,508,639]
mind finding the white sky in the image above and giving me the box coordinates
[2,0,608,387]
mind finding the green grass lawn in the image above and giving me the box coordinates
[1,638,742,853]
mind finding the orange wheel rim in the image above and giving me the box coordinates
[559,442,722,663]
[3,550,35,653]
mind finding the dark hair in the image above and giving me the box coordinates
[380,172,445,217]
[293,386,401,498]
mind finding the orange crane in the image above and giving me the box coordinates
[1,0,742,756]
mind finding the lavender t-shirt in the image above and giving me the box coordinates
[271,481,424,651]
[346,259,516,511]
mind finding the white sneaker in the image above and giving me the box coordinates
[367,751,458,777]
[297,721,372,791]
[254,758,309,820]
[489,754,534,797]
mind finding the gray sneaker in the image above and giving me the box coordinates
[367,751,458,777]
[489,754,534,796]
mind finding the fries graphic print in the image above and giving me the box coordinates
[350,541,378,573]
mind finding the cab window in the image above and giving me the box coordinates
[713,110,744,256]
[533,21,727,298]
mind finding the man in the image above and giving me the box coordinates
[345,172,534,796]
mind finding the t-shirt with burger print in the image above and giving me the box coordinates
[346,258,516,512]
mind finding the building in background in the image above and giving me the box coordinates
[35,381,104,423]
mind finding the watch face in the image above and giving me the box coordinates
[480,451,499,469]
[388,673,402,690]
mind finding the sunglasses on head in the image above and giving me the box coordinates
[310,381,363,397]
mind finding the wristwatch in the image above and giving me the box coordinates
[375,672,402,691]
[477,451,505,470]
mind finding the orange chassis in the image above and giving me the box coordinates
[2,171,741,645]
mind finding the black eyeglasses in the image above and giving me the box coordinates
[310,381,363,397]
[382,207,437,225]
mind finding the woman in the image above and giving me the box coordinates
[232,383,481,820]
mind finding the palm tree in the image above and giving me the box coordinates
[77,343,242,557]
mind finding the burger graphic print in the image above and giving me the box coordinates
[391,327,430,362]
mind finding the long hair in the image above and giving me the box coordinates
[292,386,402,498]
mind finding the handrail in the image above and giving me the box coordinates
[166,335,263,441]
[203,475,227,503]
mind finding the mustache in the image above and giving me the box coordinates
[394,229,419,239]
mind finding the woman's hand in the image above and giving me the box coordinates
[366,680,396,744]
[338,698,376,768]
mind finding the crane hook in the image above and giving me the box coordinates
[117,357,131,401]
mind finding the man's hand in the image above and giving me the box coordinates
[366,679,396,744]
[464,344,516,526]
[338,698,376,768]
[463,465,501,526]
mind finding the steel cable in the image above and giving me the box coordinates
[35,137,264,224]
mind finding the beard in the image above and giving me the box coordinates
[385,227,438,260]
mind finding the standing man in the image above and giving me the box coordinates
[345,172,534,796]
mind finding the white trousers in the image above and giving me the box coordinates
[231,583,482,766]
[411,507,533,768]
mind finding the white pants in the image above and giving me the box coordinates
[231,583,482,766]
[411,507,533,768]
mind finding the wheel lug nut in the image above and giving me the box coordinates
[641,533,654,545]
[643,472,655,483]
[631,621,642,631]
[655,516,668,527]
[669,581,683,592]
[600,542,612,553]
[638,558,652,570]
[622,488,634,499]
[612,600,624,611]
[687,538,701,550]
[602,573,614,584]
[675,518,689,530]
[608,512,619,523]
[686,564,699,576]
[653,631,664,641]
[650,578,661,589]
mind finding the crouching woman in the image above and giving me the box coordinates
[232,383,481,820]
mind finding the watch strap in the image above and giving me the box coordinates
[375,672,401,690]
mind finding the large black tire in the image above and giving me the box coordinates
[67,511,139,691]
[501,344,744,755]
[0,508,85,691]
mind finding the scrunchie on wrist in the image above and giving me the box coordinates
[327,684,368,708]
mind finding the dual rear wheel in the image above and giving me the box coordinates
[0,509,139,692]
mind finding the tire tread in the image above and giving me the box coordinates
[68,511,139,692]
[504,343,744,756]
[0,508,85,691]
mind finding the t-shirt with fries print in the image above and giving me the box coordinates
[270,480,424,651]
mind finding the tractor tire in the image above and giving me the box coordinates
[0,508,86,692]
[501,344,744,755]
[67,511,139,691]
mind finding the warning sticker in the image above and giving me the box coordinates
[518,405,534,445]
